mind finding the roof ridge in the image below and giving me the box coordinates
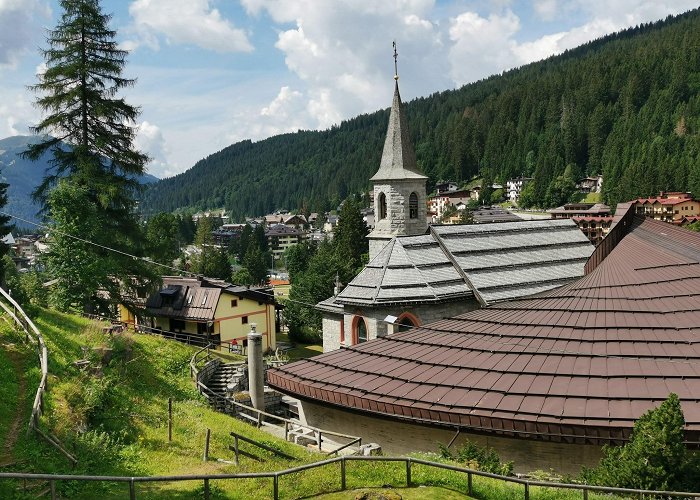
[429,225,486,306]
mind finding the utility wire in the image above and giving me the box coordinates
[5,209,700,367]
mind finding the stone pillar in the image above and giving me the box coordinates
[247,324,265,411]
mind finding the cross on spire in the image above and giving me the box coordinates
[393,41,399,81]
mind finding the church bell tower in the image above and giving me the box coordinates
[367,43,428,261]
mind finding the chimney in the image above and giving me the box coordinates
[247,324,265,412]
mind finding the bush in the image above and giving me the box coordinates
[438,440,514,476]
[582,393,700,491]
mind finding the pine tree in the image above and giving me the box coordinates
[23,0,154,313]
[0,177,15,286]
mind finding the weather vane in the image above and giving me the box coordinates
[393,41,399,80]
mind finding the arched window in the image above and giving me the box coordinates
[397,312,420,333]
[409,192,418,219]
[352,316,368,344]
[378,192,387,220]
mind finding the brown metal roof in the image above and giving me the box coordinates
[269,216,700,445]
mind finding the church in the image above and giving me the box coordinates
[319,66,594,352]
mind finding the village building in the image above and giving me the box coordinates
[576,175,603,193]
[317,71,593,354]
[634,191,700,223]
[548,202,611,219]
[427,189,472,223]
[269,205,700,474]
[506,176,533,203]
[127,276,277,351]
[265,224,306,261]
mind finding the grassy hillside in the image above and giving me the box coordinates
[0,309,622,499]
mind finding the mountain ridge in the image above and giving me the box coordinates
[121,9,700,217]
[0,135,159,226]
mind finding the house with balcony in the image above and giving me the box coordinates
[634,192,700,223]
[134,276,277,351]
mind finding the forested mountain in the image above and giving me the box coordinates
[0,135,159,225]
[141,9,700,218]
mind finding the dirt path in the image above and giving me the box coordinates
[0,344,28,467]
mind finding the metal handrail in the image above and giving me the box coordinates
[196,380,361,448]
[1,455,698,500]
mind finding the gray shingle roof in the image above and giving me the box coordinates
[335,219,593,307]
[370,82,427,182]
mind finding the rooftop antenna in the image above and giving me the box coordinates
[393,41,399,81]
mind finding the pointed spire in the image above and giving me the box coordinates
[370,43,427,182]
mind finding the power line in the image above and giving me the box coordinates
[0,210,198,277]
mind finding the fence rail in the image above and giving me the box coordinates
[0,288,48,433]
[2,455,698,500]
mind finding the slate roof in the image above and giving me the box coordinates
[335,219,592,307]
[370,82,427,182]
[470,206,522,224]
[269,216,700,445]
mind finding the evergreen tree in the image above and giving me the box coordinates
[23,0,154,312]
[145,212,180,264]
[583,393,700,491]
[333,196,368,276]
[0,177,14,286]
[190,216,230,280]
[242,242,268,285]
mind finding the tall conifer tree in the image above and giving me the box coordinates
[24,0,154,313]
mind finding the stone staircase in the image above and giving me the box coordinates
[204,362,247,396]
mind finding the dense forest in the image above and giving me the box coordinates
[141,9,700,218]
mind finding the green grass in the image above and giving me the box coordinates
[313,486,472,499]
[277,332,323,360]
[0,325,23,457]
[0,308,628,499]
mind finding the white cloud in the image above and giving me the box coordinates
[241,0,445,130]
[448,10,521,85]
[126,0,253,53]
[0,0,50,69]
[534,0,558,21]
[135,121,171,178]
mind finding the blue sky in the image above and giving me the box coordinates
[0,0,697,179]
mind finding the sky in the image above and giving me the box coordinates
[0,1,698,179]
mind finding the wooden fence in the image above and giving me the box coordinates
[1,455,699,500]
[0,288,48,433]
[0,288,77,465]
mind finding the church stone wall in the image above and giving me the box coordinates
[296,399,603,475]
[322,312,343,352]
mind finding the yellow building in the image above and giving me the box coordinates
[133,277,277,352]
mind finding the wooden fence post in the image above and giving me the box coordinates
[203,428,211,462]
[273,474,279,500]
[406,458,412,487]
[341,457,346,491]
[524,482,529,500]
[168,398,173,442]
[234,435,240,465]
[467,471,472,495]
[203,478,210,500]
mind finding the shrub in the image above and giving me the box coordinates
[438,440,514,476]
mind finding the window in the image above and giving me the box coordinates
[242,316,248,324]
[397,312,420,333]
[378,192,387,220]
[169,318,185,333]
[352,316,368,344]
[357,318,367,343]
[409,192,418,219]
[231,299,238,308]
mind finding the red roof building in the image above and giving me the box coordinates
[269,209,700,473]
[634,192,700,223]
